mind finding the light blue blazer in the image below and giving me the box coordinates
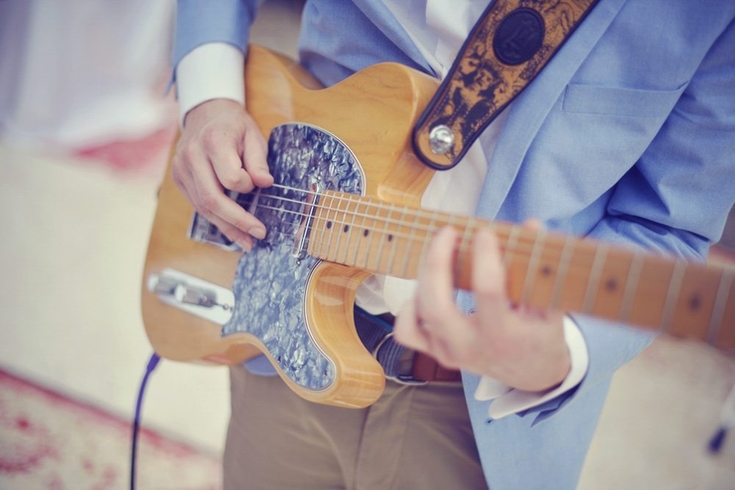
[174,1,735,488]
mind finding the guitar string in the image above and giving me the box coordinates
[222,187,722,332]
[228,185,699,279]
[238,187,515,245]
[241,189,692,279]
[245,201,620,279]
[243,189,613,261]
[243,204,725,336]
[250,200,574,258]
[243,185,554,250]
[240,206,725,334]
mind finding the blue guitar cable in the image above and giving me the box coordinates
[131,353,161,490]
[708,380,735,454]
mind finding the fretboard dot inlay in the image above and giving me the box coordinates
[605,279,618,292]
[363,229,369,237]
[343,225,349,232]
[326,221,332,229]
[541,265,552,277]
[689,294,702,311]
[387,234,394,242]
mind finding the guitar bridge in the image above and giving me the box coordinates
[147,269,234,325]
[292,181,322,262]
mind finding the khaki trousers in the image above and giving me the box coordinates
[223,366,488,490]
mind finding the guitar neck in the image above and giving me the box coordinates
[306,190,735,351]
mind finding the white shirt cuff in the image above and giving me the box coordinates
[175,42,245,127]
[474,315,589,419]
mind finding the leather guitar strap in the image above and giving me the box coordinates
[412,0,600,170]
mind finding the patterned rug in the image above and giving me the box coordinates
[0,368,222,490]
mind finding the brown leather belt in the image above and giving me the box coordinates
[353,308,462,384]
[411,349,464,383]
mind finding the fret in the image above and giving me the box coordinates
[550,235,575,309]
[335,193,351,262]
[400,208,422,278]
[582,243,608,314]
[359,200,378,269]
[374,202,396,272]
[521,229,547,305]
[313,193,332,259]
[326,194,346,262]
[620,251,644,323]
[669,262,723,340]
[503,225,521,268]
[591,248,635,320]
[385,204,403,276]
[385,203,402,276]
[443,213,458,247]
[350,196,368,267]
[335,194,348,263]
[707,268,734,346]
[340,193,359,266]
[338,193,354,263]
[417,211,439,276]
[322,194,339,260]
[660,260,686,333]
[340,194,360,265]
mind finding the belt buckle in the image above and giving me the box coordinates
[371,332,427,386]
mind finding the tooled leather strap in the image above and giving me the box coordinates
[412,0,600,170]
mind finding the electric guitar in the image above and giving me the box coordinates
[141,45,735,408]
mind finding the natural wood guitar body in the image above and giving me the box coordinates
[142,45,440,406]
[142,45,735,408]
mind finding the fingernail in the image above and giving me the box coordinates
[249,227,266,240]
[236,239,252,252]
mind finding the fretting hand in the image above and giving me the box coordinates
[394,224,571,392]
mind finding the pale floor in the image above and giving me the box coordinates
[1,1,734,489]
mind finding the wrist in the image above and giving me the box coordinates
[183,98,244,129]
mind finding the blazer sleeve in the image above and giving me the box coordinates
[173,0,262,69]
[523,17,735,424]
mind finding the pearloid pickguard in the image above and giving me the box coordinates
[222,124,364,391]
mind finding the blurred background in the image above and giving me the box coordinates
[0,0,733,488]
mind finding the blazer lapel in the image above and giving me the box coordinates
[474,0,630,220]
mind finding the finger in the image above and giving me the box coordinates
[472,226,510,328]
[393,295,431,352]
[242,118,273,188]
[412,226,477,367]
[202,129,258,194]
[522,217,544,231]
[172,163,255,250]
[394,293,468,370]
[415,226,466,330]
[206,213,255,252]
[192,162,267,239]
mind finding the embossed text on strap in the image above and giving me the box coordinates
[413,0,600,170]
